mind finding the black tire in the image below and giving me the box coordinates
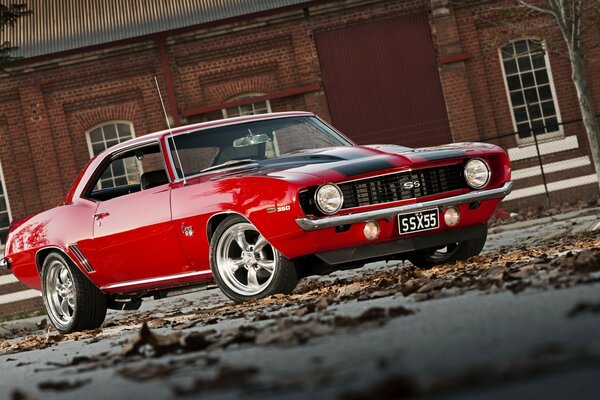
[41,252,107,333]
[407,227,488,269]
[209,215,298,302]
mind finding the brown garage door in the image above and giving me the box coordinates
[316,13,452,148]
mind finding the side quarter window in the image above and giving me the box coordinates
[87,144,168,201]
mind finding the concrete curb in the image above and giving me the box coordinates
[0,315,47,339]
[489,207,600,234]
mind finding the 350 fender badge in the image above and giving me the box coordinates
[267,205,291,213]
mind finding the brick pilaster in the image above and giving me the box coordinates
[431,0,480,142]
[18,84,65,208]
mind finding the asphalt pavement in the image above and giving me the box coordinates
[0,207,598,400]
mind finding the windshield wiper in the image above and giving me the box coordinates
[200,159,257,173]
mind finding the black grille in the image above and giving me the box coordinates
[298,164,466,215]
[339,163,465,209]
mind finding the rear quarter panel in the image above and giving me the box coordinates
[6,199,97,290]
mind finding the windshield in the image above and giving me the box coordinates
[167,116,353,178]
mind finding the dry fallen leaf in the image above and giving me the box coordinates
[172,365,259,396]
[124,322,185,358]
[567,301,600,318]
[10,390,37,400]
[118,363,176,381]
[38,379,91,392]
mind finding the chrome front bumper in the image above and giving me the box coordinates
[0,257,9,270]
[295,181,513,231]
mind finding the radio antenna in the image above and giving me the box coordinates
[153,76,187,186]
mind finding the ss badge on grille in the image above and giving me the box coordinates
[402,181,421,190]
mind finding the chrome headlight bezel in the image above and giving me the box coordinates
[464,158,491,189]
[314,183,344,215]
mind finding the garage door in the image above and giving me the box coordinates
[316,13,452,148]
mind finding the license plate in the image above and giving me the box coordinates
[398,208,439,235]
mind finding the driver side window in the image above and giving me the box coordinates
[87,143,167,201]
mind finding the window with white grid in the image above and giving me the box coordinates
[222,93,271,118]
[500,39,562,142]
[0,162,12,246]
[86,122,138,189]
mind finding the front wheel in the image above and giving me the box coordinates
[41,252,107,333]
[210,215,298,302]
[407,227,487,269]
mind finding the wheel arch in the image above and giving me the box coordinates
[206,211,248,242]
[35,246,68,275]
[35,246,99,289]
[36,246,108,333]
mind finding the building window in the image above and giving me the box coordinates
[500,39,562,142]
[86,122,138,189]
[0,162,12,246]
[222,93,271,118]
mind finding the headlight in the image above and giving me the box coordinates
[314,184,343,215]
[464,158,490,189]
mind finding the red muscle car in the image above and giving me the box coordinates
[1,112,511,333]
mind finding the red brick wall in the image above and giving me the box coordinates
[441,0,600,148]
[440,0,600,206]
[0,46,170,215]
[1,0,598,222]
[0,0,430,220]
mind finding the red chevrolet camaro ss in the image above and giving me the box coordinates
[1,112,511,333]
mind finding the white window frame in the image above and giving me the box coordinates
[85,121,138,189]
[499,38,563,146]
[0,161,13,248]
[85,120,136,158]
[222,93,272,119]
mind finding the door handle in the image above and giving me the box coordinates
[94,212,110,220]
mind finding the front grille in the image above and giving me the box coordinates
[298,164,467,215]
[339,164,465,209]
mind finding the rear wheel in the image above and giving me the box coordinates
[407,227,487,269]
[41,252,107,333]
[210,215,298,302]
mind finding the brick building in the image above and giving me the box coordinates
[0,0,599,315]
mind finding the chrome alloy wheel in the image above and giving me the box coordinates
[215,222,277,296]
[44,259,76,326]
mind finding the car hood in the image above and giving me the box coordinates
[205,143,495,187]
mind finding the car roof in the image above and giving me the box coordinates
[104,111,315,155]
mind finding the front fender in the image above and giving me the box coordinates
[170,176,315,264]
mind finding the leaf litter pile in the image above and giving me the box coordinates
[2,231,600,398]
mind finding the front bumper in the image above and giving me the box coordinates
[296,181,512,231]
[316,224,486,265]
[0,257,10,270]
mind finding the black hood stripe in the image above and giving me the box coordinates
[412,149,466,161]
[333,158,395,177]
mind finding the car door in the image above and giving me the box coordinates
[89,144,190,288]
